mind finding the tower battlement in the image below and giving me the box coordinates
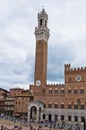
[65,64,71,71]
[65,64,86,73]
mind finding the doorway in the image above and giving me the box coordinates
[30,106,37,120]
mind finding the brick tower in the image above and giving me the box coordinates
[34,9,50,88]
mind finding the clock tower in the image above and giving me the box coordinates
[34,8,50,87]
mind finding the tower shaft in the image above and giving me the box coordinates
[34,9,50,87]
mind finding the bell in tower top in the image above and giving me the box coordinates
[35,8,50,42]
[38,8,48,28]
[42,8,45,12]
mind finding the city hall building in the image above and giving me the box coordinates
[28,9,86,123]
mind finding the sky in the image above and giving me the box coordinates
[0,0,86,90]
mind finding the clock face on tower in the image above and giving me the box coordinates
[36,80,41,86]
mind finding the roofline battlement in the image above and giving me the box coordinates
[65,64,86,73]
[30,84,64,88]
[46,84,64,87]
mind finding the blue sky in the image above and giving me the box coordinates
[0,0,86,90]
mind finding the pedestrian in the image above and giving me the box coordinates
[1,125,4,130]
[54,123,56,129]
[30,126,33,130]
[58,123,59,128]
[37,126,42,130]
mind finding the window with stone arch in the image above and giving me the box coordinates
[61,88,65,94]
[54,102,58,108]
[68,103,72,109]
[40,19,42,26]
[61,102,64,108]
[55,88,58,94]
[68,87,72,94]
[48,103,52,108]
[74,103,78,109]
[48,88,52,94]
[74,87,78,94]
[80,103,85,109]
[80,87,84,94]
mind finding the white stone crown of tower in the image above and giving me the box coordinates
[35,8,50,42]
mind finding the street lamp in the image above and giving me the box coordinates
[83,118,85,130]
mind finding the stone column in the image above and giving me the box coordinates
[40,110,43,121]
[58,115,61,121]
[37,107,39,121]
[46,114,48,121]
[28,108,30,121]
[52,115,54,121]
[71,116,74,122]
[64,116,68,121]
[78,117,81,122]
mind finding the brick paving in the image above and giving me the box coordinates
[0,118,50,130]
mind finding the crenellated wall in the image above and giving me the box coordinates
[65,64,86,73]
[65,64,71,71]
[65,64,86,83]
[46,84,64,87]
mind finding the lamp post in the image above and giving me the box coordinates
[83,118,85,130]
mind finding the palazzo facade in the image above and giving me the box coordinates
[28,9,86,123]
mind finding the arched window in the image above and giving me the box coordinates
[55,88,58,94]
[74,103,78,109]
[54,102,58,108]
[40,19,42,26]
[49,88,52,94]
[43,114,45,119]
[68,88,72,94]
[68,103,72,109]
[61,115,64,121]
[68,116,71,121]
[80,87,84,94]
[48,103,52,108]
[80,103,85,109]
[74,116,78,122]
[61,88,65,94]
[61,103,64,108]
[74,88,78,94]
